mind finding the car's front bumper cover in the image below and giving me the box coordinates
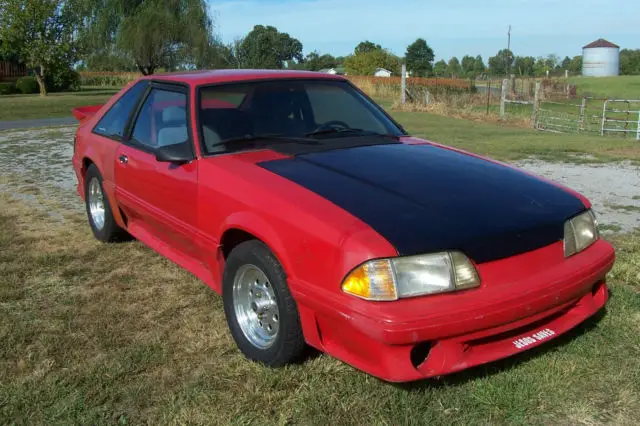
[292,239,615,382]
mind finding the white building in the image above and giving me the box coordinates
[582,38,620,77]
[373,68,392,77]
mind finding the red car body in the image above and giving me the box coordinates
[71,70,615,382]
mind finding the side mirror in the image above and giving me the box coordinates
[155,143,193,165]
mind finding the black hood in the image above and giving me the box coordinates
[259,142,586,263]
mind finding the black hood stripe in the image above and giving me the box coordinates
[259,143,585,263]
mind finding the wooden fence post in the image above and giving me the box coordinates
[401,64,407,105]
[500,79,508,118]
[531,81,541,129]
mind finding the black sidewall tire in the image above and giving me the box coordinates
[85,165,124,242]
[223,240,305,367]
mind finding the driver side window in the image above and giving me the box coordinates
[131,89,189,149]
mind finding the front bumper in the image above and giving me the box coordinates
[293,239,615,382]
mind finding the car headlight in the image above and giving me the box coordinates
[564,210,599,257]
[341,251,480,301]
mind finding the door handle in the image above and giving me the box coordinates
[118,155,128,164]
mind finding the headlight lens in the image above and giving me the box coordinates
[341,251,480,301]
[564,210,598,257]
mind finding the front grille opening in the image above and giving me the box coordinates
[410,342,432,368]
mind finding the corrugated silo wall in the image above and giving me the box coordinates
[582,47,620,77]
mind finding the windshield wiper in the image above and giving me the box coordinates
[305,128,398,138]
[217,134,319,146]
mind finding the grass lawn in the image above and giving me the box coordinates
[570,75,640,99]
[393,109,640,163]
[0,88,118,121]
[1,179,639,424]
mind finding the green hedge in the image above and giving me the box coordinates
[0,82,19,95]
[16,77,39,94]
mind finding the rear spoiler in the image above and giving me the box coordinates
[72,104,104,122]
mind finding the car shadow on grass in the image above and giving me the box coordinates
[395,303,609,391]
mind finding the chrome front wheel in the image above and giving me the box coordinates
[232,264,280,349]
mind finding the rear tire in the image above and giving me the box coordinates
[223,240,306,367]
[84,164,127,242]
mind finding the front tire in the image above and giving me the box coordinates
[84,164,126,242]
[223,240,306,366]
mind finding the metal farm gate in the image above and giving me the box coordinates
[601,100,640,140]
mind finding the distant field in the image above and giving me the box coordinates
[0,88,118,121]
[569,75,640,99]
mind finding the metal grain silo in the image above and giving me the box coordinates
[582,39,620,77]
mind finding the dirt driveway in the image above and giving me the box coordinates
[1,126,639,233]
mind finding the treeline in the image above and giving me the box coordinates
[2,0,640,96]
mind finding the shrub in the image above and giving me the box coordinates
[0,82,18,95]
[45,63,80,92]
[16,76,39,94]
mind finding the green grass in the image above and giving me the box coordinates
[0,180,639,424]
[392,109,640,163]
[569,75,640,99]
[0,88,118,121]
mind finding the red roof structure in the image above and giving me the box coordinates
[583,39,619,49]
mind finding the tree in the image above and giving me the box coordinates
[304,50,338,71]
[446,57,462,77]
[0,0,79,96]
[405,38,434,77]
[433,59,447,76]
[234,25,303,69]
[620,49,640,75]
[567,55,582,75]
[473,55,486,75]
[461,55,476,78]
[355,41,382,55]
[488,49,514,76]
[561,56,571,70]
[343,48,401,76]
[78,0,216,75]
[514,56,535,76]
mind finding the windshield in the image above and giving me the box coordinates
[198,79,404,154]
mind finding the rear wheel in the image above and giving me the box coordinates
[223,240,305,366]
[84,164,127,242]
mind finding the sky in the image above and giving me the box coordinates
[208,0,639,61]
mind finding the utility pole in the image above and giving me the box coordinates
[506,25,511,76]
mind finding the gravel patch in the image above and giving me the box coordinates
[515,159,640,233]
[1,126,639,233]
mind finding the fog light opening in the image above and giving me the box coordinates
[410,342,433,368]
[592,281,604,297]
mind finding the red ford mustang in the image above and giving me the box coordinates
[71,70,615,382]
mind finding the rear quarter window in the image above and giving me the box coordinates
[93,81,149,139]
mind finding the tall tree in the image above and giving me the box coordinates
[78,0,215,75]
[0,0,79,95]
[354,41,382,55]
[461,55,476,78]
[561,56,571,70]
[488,49,514,76]
[620,49,640,75]
[473,55,486,75]
[433,59,447,76]
[568,55,583,75]
[343,48,401,76]
[234,25,303,69]
[446,57,462,77]
[514,56,535,76]
[405,38,434,77]
[304,50,338,71]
